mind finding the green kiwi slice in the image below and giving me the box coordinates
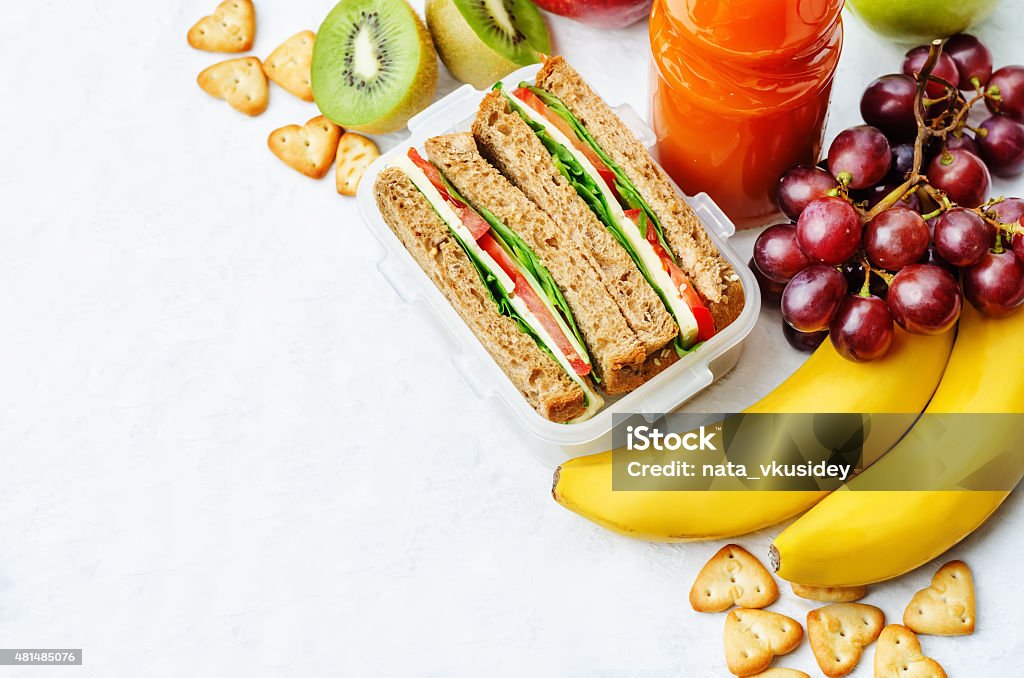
[312,0,438,134]
[426,0,550,89]
[453,0,550,65]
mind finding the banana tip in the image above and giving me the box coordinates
[551,466,561,502]
[769,544,780,573]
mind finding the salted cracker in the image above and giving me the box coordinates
[903,560,975,636]
[264,31,316,101]
[690,544,779,613]
[724,608,803,677]
[807,603,884,677]
[268,116,342,179]
[336,133,380,196]
[873,624,947,678]
[187,0,256,53]
[197,57,268,116]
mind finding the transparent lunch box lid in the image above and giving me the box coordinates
[355,64,761,450]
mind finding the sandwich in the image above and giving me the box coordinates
[472,57,745,376]
[374,144,605,423]
[424,133,648,395]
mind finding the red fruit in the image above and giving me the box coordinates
[903,47,959,98]
[944,34,993,90]
[829,295,895,362]
[977,116,1024,177]
[963,250,1024,317]
[986,65,1024,122]
[753,224,813,283]
[860,74,918,142]
[926,149,991,207]
[932,207,990,267]
[827,126,892,189]
[531,0,652,28]
[887,264,962,335]
[864,206,930,270]
[796,197,863,265]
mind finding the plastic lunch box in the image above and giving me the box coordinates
[356,64,761,465]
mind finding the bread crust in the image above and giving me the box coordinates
[374,166,585,422]
[424,133,647,394]
[535,57,746,332]
[473,91,678,361]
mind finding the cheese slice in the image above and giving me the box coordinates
[506,91,700,347]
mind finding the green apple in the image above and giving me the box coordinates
[846,0,1000,43]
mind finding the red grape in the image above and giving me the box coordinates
[945,132,980,156]
[753,224,813,283]
[782,321,828,353]
[887,264,962,335]
[828,126,892,189]
[944,34,993,90]
[1014,233,1024,262]
[986,65,1024,122]
[903,47,959,98]
[963,250,1024,316]
[796,197,864,264]
[932,207,990,266]
[781,265,848,332]
[749,257,786,304]
[864,206,930,270]
[829,295,895,362]
[775,165,839,221]
[977,116,1024,177]
[926,149,991,207]
[860,75,918,142]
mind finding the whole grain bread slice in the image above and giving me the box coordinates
[424,133,646,394]
[374,166,585,422]
[473,91,678,361]
[534,57,746,331]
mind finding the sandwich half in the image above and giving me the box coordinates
[374,149,604,423]
[424,132,648,394]
[473,58,745,371]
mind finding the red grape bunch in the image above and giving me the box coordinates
[754,36,1024,362]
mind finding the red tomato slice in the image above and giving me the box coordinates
[407,148,490,239]
[624,209,717,342]
[512,88,623,203]
[477,232,591,377]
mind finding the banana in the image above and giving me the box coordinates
[552,327,955,542]
[771,304,1024,587]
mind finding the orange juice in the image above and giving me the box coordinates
[650,0,844,228]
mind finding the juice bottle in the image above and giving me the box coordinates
[649,0,844,228]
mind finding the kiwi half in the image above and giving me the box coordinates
[312,0,438,134]
[426,0,551,89]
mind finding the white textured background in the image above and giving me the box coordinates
[1,1,1022,675]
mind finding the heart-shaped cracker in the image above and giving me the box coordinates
[904,560,975,636]
[690,544,779,613]
[187,0,255,53]
[751,670,810,678]
[874,625,947,678]
[335,133,380,196]
[268,116,342,179]
[724,608,803,677]
[264,30,315,101]
[807,603,885,677]
[197,57,268,116]
[792,582,867,603]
